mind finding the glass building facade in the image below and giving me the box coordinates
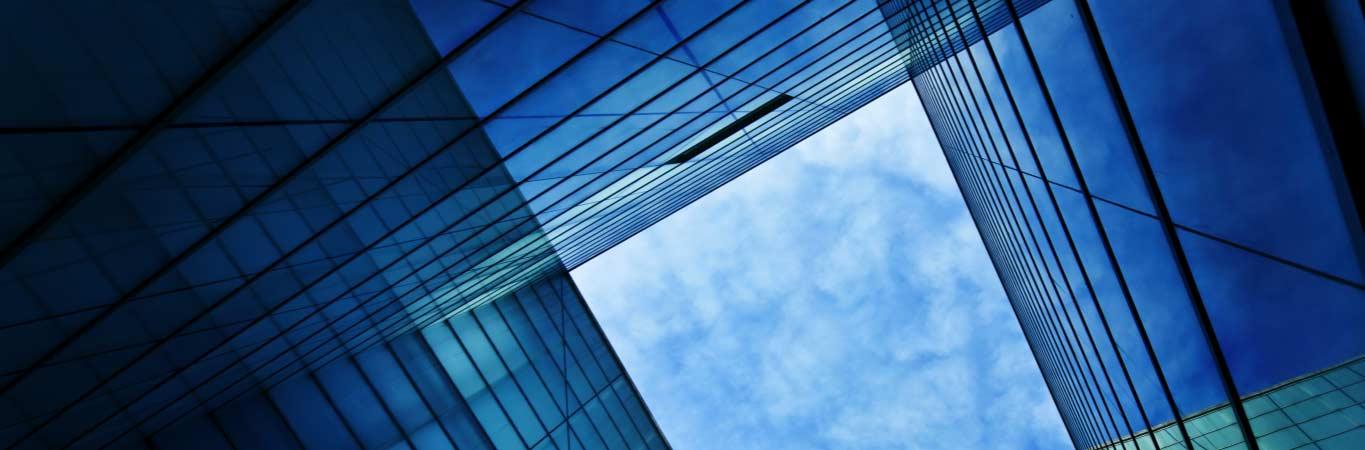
[908,0,1365,449]
[146,271,668,450]
[0,0,920,448]
[2,0,1362,449]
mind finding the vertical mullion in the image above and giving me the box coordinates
[467,309,563,449]
[937,3,1126,444]
[259,390,310,450]
[994,0,1174,447]
[304,372,367,449]
[924,6,1113,443]
[927,55,1104,447]
[443,320,534,449]
[960,0,1140,443]
[1071,1,1261,449]
[347,354,421,450]
[917,73,1088,445]
[912,30,1101,445]
[398,337,486,450]
[927,24,1111,443]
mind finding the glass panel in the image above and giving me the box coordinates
[1096,202,1227,416]
[1183,230,1365,394]
[1090,0,1364,284]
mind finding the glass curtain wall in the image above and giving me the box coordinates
[144,270,666,450]
[910,0,1365,449]
[0,1,922,448]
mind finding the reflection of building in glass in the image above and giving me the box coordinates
[0,0,1361,449]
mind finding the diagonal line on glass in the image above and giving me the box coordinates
[958,0,1146,444]
[53,3,911,447]
[1071,0,1263,448]
[122,3,917,441]
[924,58,1107,448]
[991,0,1175,447]
[937,3,1134,444]
[417,7,911,327]
[441,317,538,449]
[913,65,1095,447]
[0,0,664,445]
[935,7,1123,448]
[917,11,1108,441]
[202,28,906,450]
[48,1,819,447]
[931,97,1091,447]
[498,6,917,280]
[563,268,673,449]
[0,0,307,271]
[273,3,906,384]
[907,3,1094,447]
[403,334,502,448]
[133,0,873,428]
[923,0,1117,445]
[225,0,895,379]
[929,0,1211,446]
[912,2,1108,444]
[0,0,536,404]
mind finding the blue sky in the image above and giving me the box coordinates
[571,84,1069,449]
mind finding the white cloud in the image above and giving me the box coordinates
[573,85,1068,449]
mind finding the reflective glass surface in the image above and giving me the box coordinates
[0,0,918,447]
[913,0,1365,449]
[2,0,1361,449]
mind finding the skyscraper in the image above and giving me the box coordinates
[1,0,1361,449]
[909,0,1365,449]
[1,1,919,448]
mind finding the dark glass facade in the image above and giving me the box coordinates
[146,271,668,450]
[0,0,919,448]
[909,0,1365,449]
[3,0,1362,449]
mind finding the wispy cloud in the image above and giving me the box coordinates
[573,85,1068,449]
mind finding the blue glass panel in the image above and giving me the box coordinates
[1052,187,1174,427]
[1090,0,1364,284]
[407,0,504,55]
[1096,201,1227,415]
[268,376,362,450]
[213,393,303,450]
[316,359,405,449]
[451,14,596,118]
[355,343,433,434]
[1184,231,1365,394]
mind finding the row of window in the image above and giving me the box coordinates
[126,271,659,450]
[913,0,1364,448]
[1102,357,1365,450]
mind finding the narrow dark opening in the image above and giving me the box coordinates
[665,94,795,164]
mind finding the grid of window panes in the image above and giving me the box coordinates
[142,271,664,450]
[910,0,1365,449]
[407,0,928,319]
[878,0,1050,76]
[1099,357,1365,450]
[0,2,550,448]
[418,273,666,450]
[0,0,927,447]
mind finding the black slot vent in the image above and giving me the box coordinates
[665,94,794,164]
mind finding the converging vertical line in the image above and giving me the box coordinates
[1071,1,1262,448]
